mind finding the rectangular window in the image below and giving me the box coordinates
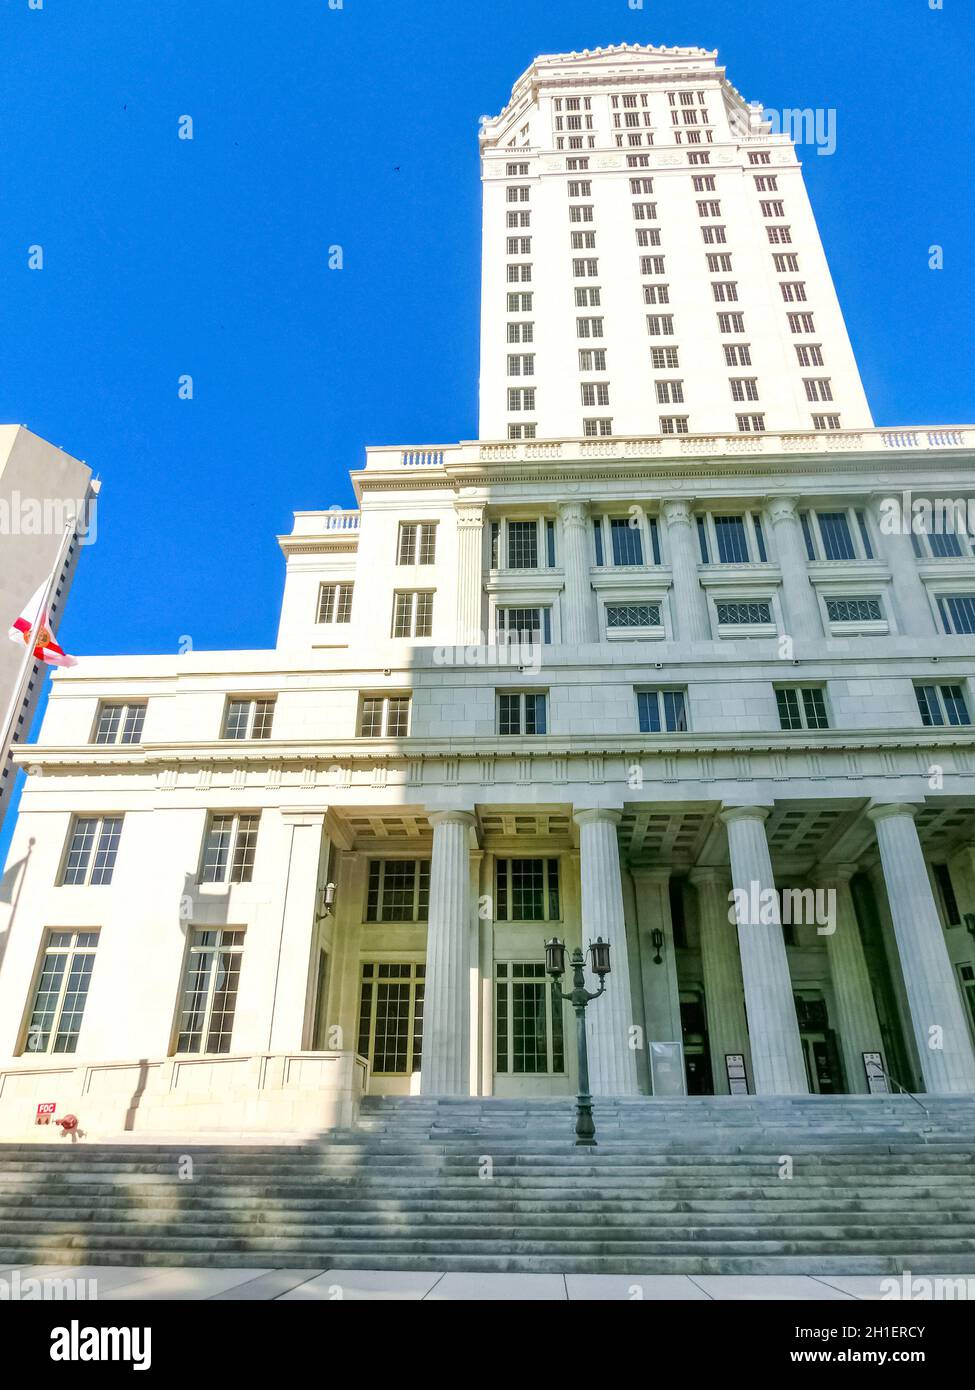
[223,697,275,740]
[497,691,547,736]
[637,689,688,733]
[357,962,424,1076]
[716,601,773,627]
[724,344,752,366]
[507,353,535,376]
[317,582,354,624]
[767,225,793,244]
[729,378,759,402]
[581,382,611,407]
[718,313,745,333]
[507,292,533,311]
[397,522,437,565]
[508,322,534,343]
[775,686,830,731]
[507,387,536,412]
[200,813,259,884]
[803,378,834,401]
[579,349,607,371]
[606,603,662,631]
[365,860,431,922]
[937,595,975,635]
[583,418,614,437]
[824,597,883,624]
[697,200,721,217]
[915,683,971,728]
[22,929,98,1055]
[174,928,245,1055]
[358,695,411,737]
[660,416,690,435]
[713,515,750,563]
[610,518,644,566]
[93,703,146,746]
[506,520,539,569]
[651,347,680,369]
[646,315,675,336]
[495,607,552,645]
[495,858,561,922]
[391,591,434,638]
[577,317,604,338]
[495,963,565,1075]
[60,816,123,887]
[655,380,684,404]
[701,225,727,244]
[736,413,766,432]
[712,281,738,302]
[641,255,666,275]
[796,344,824,367]
[773,253,800,272]
[787,312,816,333]
[760,200,786,217]
[636,228,662,247]
[643,284,670,304]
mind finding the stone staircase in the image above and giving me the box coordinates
[1,1094,974,1275]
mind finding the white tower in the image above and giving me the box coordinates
[478,45,873,442]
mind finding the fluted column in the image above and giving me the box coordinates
[690,867,752,1094]
[868,804,975,1093]
[816,863,886,1094]
[558,501,596,643]
[661,500,711,641]
[869,494,936,636]
[721,805,808,1094]
[455,503,484,644]
[574,808,640,1095]
[420,810,476,1095]
[766,497,822,643]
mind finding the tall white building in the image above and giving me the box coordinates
[478,46,872,441]
[0,428,95,832]
[1,46,974,1141]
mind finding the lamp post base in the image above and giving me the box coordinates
[575,1092,597,1147]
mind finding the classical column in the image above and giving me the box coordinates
[661,500,711,642]
[690,867,752,1095]
[867,804,975,1093]
[869,494,936,636]
[268,810,328,1051]
[766,497,823,642]
[720,805,808,1094]
[455,503,485,644]
[630,867,682,1052]
[816,863,886,1094]
[574,809,640,1095]
[558,501,597,643]
[421,810,476,1095]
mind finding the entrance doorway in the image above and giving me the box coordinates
[680,990,713,1095]
[795,993,846,1094]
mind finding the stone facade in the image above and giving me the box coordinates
[1,48,975,1136]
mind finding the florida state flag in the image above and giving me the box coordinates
[7,582,77,668]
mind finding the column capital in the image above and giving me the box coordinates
[719,803,772,826]
[814,861,859,885]
[573,807,623,829]
[767,496,801,525]
[630,864,671,885]
[661,498,695,528]
[558,499,590,527]
[280,808,329,829]
[428,809,477,831]
[867,801,920,825]
[454,502,485,528]
[689,865,728,887]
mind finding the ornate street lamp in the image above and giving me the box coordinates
[545,936,611,1147]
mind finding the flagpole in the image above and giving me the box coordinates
[0,519,77,798]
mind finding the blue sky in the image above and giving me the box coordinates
[0,0,971,858]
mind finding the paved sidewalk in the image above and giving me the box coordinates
[2,1265,973,1300]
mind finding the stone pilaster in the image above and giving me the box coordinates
[455,503,484,644]
[573,808,640,1095]
[558,501,596,643]
[420,810,476,1095]
[869,494,937,636]
[816,864,886,1094]
[867,804,975,1093]
[268,810,328,1051]
[690,866,752,1094]
[720,805,809,1095]
[661,500,711,641]
[766,496,822,643]
[630,867,682,1055]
